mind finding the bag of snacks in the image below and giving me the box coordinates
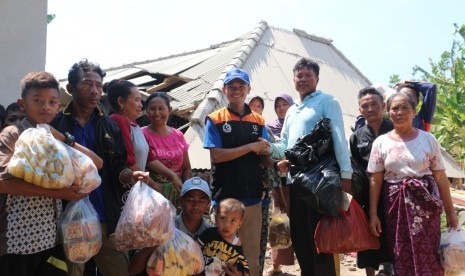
[59,197,102,263]
[65,146,101,193]
[439,211,465,274]
[146,228,204,276]
[7,124,74,188]
[268,209,292,249]
[115,181,175,250]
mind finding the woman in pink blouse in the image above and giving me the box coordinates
[105,80,182,197]
[142,92,192,205]
[368,92,457,276]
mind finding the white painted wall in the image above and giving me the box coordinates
[0,0,47,106]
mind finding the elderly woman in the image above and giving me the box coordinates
[368,92,458,275]
[106,80,182,197]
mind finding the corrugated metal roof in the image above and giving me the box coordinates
[57,20,464,177]
[140,50,219,76]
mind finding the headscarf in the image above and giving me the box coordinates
[267,93,294,138]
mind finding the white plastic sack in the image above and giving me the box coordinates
[439,211,465,274]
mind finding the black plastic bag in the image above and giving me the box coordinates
[285,118,332,167]
[292,155,342,217]
[350,158,370,208]
[285,118,342,217]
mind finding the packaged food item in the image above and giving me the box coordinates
[268,209,292,249]
[8,124,74,188]
[65,145,101,193]
[439,211,465,273]
[146,228,204,276]
[115,181,175,250]
[59,197,102,263]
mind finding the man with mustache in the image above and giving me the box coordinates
[51,59,147,276]
[269,58,352,276]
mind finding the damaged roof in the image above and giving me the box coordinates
[58,20,465,178]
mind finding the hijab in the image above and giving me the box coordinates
[267,93,294,138]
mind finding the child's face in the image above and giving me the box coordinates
[215,207,243,241]
[180,190,210,221]
[18,88,60,125]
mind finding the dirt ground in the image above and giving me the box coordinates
[263,249,366,276]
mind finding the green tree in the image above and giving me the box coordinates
[47,14,55,24]
[413,24,465,166]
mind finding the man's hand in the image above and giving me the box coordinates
[250,138,270,155]
[277,160,289,173]
[341,178,352,193]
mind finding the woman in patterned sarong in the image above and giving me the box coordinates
[367,92,458,276]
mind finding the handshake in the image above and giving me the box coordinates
[254,137,271,155]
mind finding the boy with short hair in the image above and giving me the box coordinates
[198,198,249,276]
[128,176,212,275]
[0,71,91,275]
[176,176,213,239]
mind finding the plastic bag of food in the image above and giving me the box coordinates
[7,124,74,188]
[59,196,102,263]
[439,211,465,273]
[64,146,101,193]
[268,209,292,249]
[115,181,175,250]
[146,228,204,276]
[314,198,380,254]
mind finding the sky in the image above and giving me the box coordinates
[46,0,465,84]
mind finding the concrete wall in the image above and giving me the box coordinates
[0,0,47,106]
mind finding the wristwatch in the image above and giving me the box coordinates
[63,132,76,147]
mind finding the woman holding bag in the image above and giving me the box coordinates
[266,93,295,276]
[142,92,192,207]
[106,80,182,197]
[368,92,458,275]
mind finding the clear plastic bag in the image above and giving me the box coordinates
[146,228,204,276]
[268,209,292,249]
[7,124,74,188]
[439,211,465,274]
[115,181,175,250]
[64,146,101,193]
[59,197,102,263]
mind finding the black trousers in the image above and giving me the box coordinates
[289,184,336,276]
[0,246,67,276]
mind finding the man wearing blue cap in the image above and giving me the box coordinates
[203,68,270,276]
[176,177,212,240]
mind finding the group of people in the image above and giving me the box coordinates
[0,56,459,276]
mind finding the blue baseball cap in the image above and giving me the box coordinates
[224,68,250,85]
[181,177,211,199]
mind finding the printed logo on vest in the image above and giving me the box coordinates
[252,124,258,135]
[223,122,232,133]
